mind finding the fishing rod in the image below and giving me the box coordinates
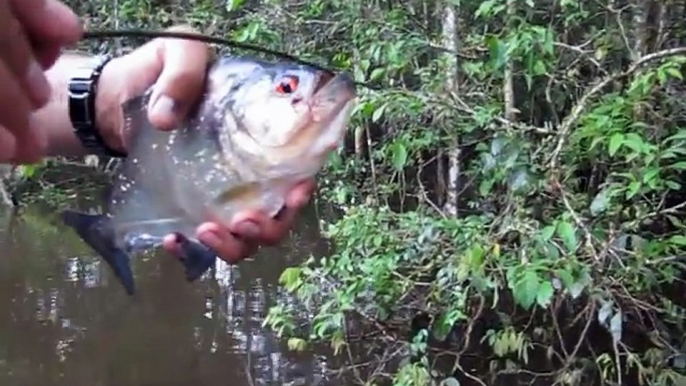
[81,29,379,90]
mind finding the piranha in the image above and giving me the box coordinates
[61,56,357,295]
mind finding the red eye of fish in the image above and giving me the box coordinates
[276,75,299,94]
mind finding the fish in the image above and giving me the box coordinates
[61,55,357,295]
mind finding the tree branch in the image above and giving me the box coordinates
[548,46,686,170]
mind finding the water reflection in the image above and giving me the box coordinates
[0,203,346,386]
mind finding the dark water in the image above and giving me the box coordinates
[0,201,348,386]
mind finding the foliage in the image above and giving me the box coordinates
[251,1,686,385]
[19,0,686,385]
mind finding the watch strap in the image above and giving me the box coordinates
[68,55,127,158]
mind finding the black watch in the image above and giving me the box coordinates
[68,55,127,158]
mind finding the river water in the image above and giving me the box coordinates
[0,199,351,386]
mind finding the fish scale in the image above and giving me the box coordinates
[62,55,357,295]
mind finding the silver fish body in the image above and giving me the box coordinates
[62,56,357,295]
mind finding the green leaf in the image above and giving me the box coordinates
[479,179,494,196]
[669,235,686,246]
[369,68,385,81]
[533,60,547,75]
[287,337,307,351]
[608,133,624,156]
[540,225,556,241]
[513,271,540,310]
[556,221,577,253]
[372,103,387,122]
[486,36,507,69]
[642,168,660,184]
[391,142,408,171]
[623,133,644,153]
[279,267,302,291]
[666,67,683,80]
[666,180,682,190]
[626,181,641,199]
[536,281,554,308]
[225,0,245,11]
[590,189,610,216]
[508,168,529,191]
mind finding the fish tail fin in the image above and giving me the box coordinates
[61,209,136,295]
[172,233,217,282]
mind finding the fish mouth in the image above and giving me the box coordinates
[313,71,356,101]
[308,71,357,123]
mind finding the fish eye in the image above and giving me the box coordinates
[275,75,299,94]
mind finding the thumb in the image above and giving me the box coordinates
[146,26,214,131]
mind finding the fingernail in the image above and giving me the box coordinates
[235,221,261,238]
[25,60,51,106]
[150,94,177,119]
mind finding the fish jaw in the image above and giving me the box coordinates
[307,71,357,158]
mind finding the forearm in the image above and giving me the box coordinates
[34,52,124,157]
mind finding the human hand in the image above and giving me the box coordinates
[95,26,316,264]
[0,0,82,162]
[163,179,317,263]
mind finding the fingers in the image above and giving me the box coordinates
[6,0,83,104]
[0,0,81,164]
[162,223,256,264]
[230,179,316,243]
[146,25,213,130]
[0,61,44,163]
[10,0,82,45]
[161,179,316,264]
[0,127,17,162]
[0,0,50,108]
[32,40,64,70]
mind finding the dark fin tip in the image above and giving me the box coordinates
[61,209,137,296]
[172,232,188,244]
[175,234,217,282]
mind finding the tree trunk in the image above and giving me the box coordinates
[503,0,517,122]
[441,2,460,217]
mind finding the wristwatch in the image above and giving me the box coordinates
[68,54,127,158]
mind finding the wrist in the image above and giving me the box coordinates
[37,53,128,158]
[94,57,127,154]
[64,54,127,157]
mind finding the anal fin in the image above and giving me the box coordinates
[172,233,217,282]
[62,209,136,295]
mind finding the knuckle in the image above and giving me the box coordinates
[5,17,22,41]
[162,69,203,97]
[0,17,20,47]
[173,68,202,86]
[0,19,32,72]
